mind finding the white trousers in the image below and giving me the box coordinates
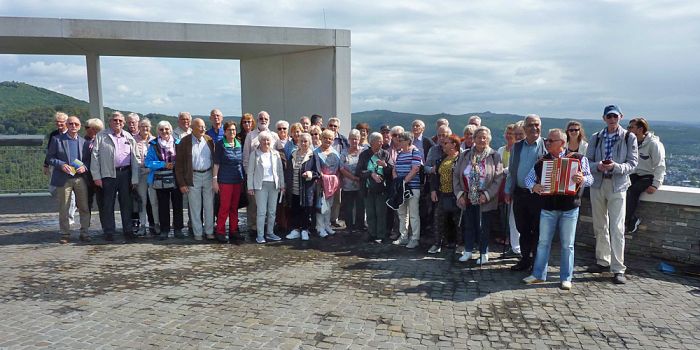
[188,170,214,238]
[255,181,279,237]
[398,188,421,241]
[590,178,627,273]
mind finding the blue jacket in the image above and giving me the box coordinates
[47,133,89,187]
[213,138,245,184]
[145,138,181,185]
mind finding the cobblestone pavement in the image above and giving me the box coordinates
[0,212,699,349]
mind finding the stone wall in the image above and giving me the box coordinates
[577,185,700,265]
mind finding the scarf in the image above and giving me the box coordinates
[157,136,175,162]
[468,146,491,205]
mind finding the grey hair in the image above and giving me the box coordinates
[178,112,192,120]
[348,129,361,140]
[54,112,68,121]
[412,119,425,129]
[390,125,405,134]
[139,118,152,128]
[126,113,140,122]
[110,111,124,121]
[156,120,172,131]
[368,132,383,144]
[468,115,481,125]
[397,131,413,142]
[437,125,452,135]
[276,120,289,129]
[328,117,340,125]
[298,132,312,144]
[525,114,541,123]
[463,124,478,135]
[85,118,104,131]
[474,126,492,143]
[257,131,273,143]
[436,118,449,127]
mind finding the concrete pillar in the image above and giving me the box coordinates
[85,53,104,120]
[240,47,352,135]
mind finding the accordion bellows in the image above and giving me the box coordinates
[540,157,580,196]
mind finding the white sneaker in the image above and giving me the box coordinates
[455,245,464,254]
[476,254,489,265]
[256,236,266,244]
[406,240,419,249]
[561,281,572,290]
[427,245,441,254]
[392,237,409,246]
[318,228,328,238]
[522,275,545,284]
[458,251,472,262]
[286,229,301,240]
[266,233,282,241]
[325,226,335,235]
[301,230,310,241]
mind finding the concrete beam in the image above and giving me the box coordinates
[85,54,104,120]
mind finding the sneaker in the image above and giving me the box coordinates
[193,235,203,241]
[586,264,610,273]
[59,237,69,244]
[286,229,301,240]
[455,245,464,254]
[427,245,442,254]
[476,254,489,265]
[79,234,91,242]
[325,226,336,235]
[137,226,146,236]
[374,239,383,244]
[266,233,282,241]
[613,273,627,284]
[392,237,409,246]
[522,275,545,284]
[301,230,310,241]
[561,281,572,290]
[256,236,266,244]
[406,240,419,249]
[629,218,641,233]
[206,234,215,240]
[502,248,522,259]
[318,228,329,238]
[458,251,472,262]
[174,230,185,239]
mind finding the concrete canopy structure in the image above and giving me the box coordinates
[0,17,351,130]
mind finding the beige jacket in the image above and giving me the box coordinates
[452,147,504,212]
[246,148,285,191]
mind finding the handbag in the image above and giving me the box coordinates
[152,169,175,190]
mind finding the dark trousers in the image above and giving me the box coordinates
[462,205,492,254]
[341,190,365,229]
[434,193,461,246]
[420,183,435,231]
[88,184,103,213]
[100,169,133,235]
[146,191,156,227]
[625,174,653,229]
[289,194,313,231]
[513,189,542,263]
[364,192,388,239]
[156,188,184,234]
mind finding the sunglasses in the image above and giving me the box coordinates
[67,122,80,126]
[568,128,580,132]
[277,127,287,130]
[310,133,319,136]
[159,128,170,131]
[328,124,338,128]
[605,114,620,119]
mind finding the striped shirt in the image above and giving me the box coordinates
[395,148,423,189]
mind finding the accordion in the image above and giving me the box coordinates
[540,157,581,196]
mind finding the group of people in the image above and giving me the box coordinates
[45,104,666,290]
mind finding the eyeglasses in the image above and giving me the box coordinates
[310,133,319,136]
[277,127,288,131]
[112,119,124,123]
[226,128,236,132]
[605,114,620,119]
[67,122,80,126]
[159,128,170,132]
[328,124,338,128]
[567,128,580,132]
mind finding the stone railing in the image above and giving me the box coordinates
[577,185,700,265]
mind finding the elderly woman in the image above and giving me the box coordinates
[238,113,255,145]
[355,122,371,146]
[454,126,504,264]
[497,124,521,258]
[145,120,183,240]
[275,120,290,150]
[462,124,477,151]
[565,120,588,155]
[284,133,318,241]
[356,132,392,242]
[284,122,303,160]
[428,134,463,254]
[310,125,323,149]
[314,129,342,237]
[339,129,365,231]
[134,118,158,236]
[247,131,285,243]
[213,121,245,243]
[391,131,423,249]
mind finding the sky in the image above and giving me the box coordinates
[1,0,700,122]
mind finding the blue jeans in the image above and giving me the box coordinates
[461,205,491,254]
[532,208,579,282]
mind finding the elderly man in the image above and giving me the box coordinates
[522,128,593,290]
[83,118,104,212]
[47,116,92,243]
[586,105,638,284]
[498,124,522,258]
[91,111,140,242]
[504,114,547,272]
[176,118,216,240]
[174,111,192,139]
[206,109,225,143]
[126,113,140,135]
[431,118,449,144]
[44,112,76,224]
[379,125,391,150]
[299,116,311,133]
[468,115,482,127]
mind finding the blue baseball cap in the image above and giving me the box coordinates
[603,105,622,116]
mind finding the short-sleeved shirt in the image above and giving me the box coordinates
[213,138,244,184]
[395,148,423,189]
[341,151,361,191]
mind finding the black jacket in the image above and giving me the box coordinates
[356,147,393,197]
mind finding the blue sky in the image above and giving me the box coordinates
[1,0,699,121]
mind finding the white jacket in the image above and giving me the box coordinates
[246,148,285,191]
[633,132,666,188]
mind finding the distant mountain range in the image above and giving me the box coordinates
[1,81,699,155]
